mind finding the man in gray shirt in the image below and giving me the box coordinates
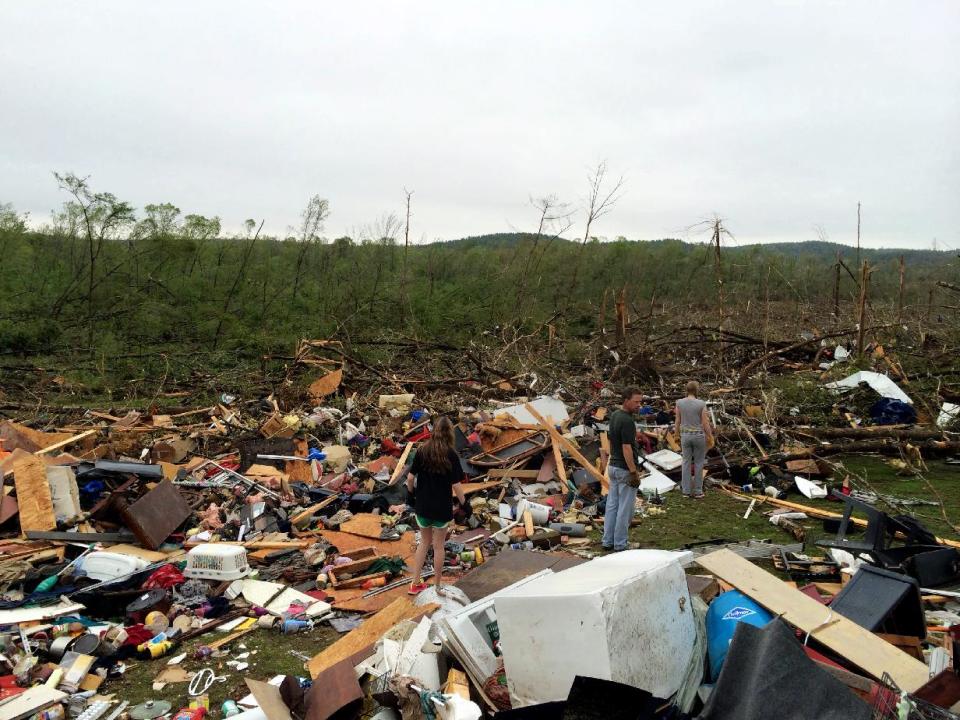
[602,387,643,551]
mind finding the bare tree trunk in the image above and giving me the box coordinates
[713,219,725,370]
[856,260,870,358]
[568,162,623,304]
[763,265,770,354]
[615,286,627,345]
[856,201,861,269]
[598,287,608,333]
[213,220,264,348]
[897,254,905,324]
[401,188,413,322]
[833,251,841,319]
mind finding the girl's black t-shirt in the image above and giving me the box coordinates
[410,448,463,522]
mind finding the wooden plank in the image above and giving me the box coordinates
[35,429,97,456]
[550,436,567,486]
[697,548,929,691]
[459,480,503,496]
[206,625,256,650]
[389,442,413,486]
[331,571,389,589]
[338,513,388,540]
[525,403,606,485]
[305,597,438,678]
[290,494,339,526]
[486,468,540,479]
[13,455,56,534]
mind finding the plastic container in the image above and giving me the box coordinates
[184,544,250,581]
[516,499,551,525]
[705,589,773,680]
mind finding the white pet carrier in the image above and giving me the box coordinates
[183,544,250,581]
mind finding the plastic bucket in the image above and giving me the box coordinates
[517,499,551,525]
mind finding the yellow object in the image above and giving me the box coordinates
[474,547,484,565]
[45,668,64,687]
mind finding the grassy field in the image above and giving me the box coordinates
[616,455,960,552]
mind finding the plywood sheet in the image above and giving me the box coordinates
[697,548,929,692]
[338,513,388,540]
[311,530,415,561]
[13,454,56,533]
[305,596,437,678]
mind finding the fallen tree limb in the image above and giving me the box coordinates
[775,438,960,459]
[784,426,947,441]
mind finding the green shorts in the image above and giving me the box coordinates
[416,515,449,529]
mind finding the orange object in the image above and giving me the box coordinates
[362,576,387,589]
[0,439,9,461]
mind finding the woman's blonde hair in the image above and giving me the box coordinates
[685,380,699,396]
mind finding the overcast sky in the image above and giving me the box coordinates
[1,2,958,248]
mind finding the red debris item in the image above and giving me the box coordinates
[406,428,431,443]
[380,438,403,456]
[122,624,155,647]
[142,563,186,590]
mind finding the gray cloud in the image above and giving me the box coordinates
[1,1,957,248]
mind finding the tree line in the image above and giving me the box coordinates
[1,172,956,392]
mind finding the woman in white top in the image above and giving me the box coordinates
[675,380,714,499]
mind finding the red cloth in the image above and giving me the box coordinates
[142,564,185,590]
[122,623,155,647]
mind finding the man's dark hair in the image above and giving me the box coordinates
[622,386,642,402]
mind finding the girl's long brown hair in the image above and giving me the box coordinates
[418,416,456,473]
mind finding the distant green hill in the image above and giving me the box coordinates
[440,234,953,266]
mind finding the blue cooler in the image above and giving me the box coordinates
[706,589,773,680]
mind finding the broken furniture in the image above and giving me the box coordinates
[829,566,926,639]
[816,494,960,587]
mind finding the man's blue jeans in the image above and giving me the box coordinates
[602,466,638,550]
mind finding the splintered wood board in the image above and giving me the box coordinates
[305,596,438,678]
[13,455,56,533]
[697,549,929,692]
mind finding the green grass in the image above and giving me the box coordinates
[588,456,960,553]
[115,625,339,711]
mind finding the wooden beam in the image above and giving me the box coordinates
[389,442,413,486]
[524,403,606,485]
[486,468,540,478]
[35,429,98,456]
[697,549,929,691]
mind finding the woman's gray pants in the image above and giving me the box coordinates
[681,432,707,495]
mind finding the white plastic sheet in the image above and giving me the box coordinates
[824,370,912,405]
[494,396,569,425]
